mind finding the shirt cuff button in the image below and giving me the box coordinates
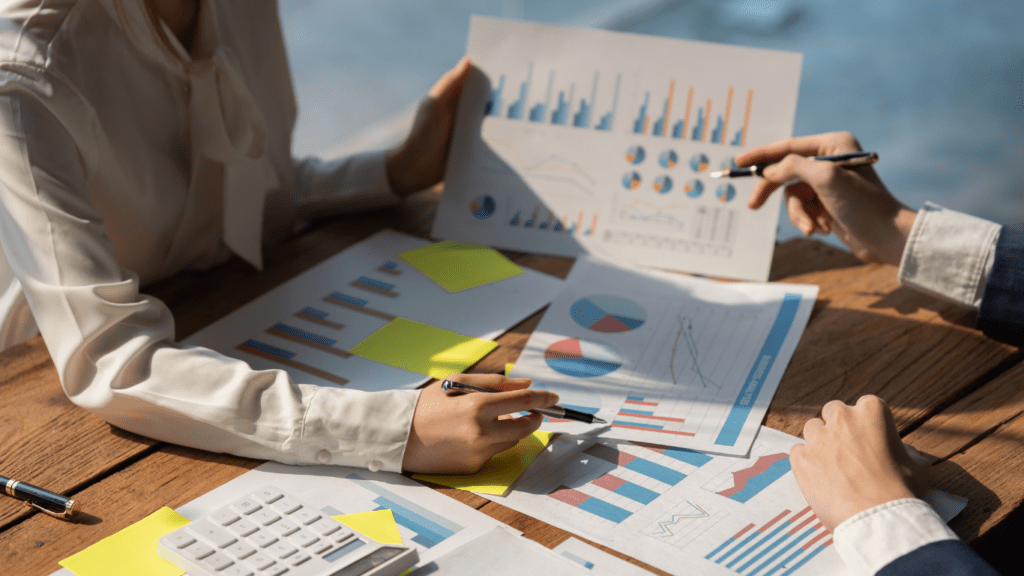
[316,449,331,464]
[367,460,383,472]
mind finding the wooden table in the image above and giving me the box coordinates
[1,190,1020,575]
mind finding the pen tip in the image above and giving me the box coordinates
[708,171,725,178]
[592,417,608,424]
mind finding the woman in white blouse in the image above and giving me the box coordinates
[0,0,557,474]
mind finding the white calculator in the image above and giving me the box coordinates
[158,485,419,576]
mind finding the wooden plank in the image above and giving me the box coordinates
[0,446,260,576]
[0,337,158,528]
[763,239,1019,438]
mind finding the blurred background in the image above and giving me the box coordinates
[279,0,1024,245]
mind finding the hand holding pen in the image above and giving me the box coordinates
[737,131,917,266]
[442,379,608,425]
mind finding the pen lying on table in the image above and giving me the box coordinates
[1,474,81,520]
[441,379,608,425]
[709,151,879,178]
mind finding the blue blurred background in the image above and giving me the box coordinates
[279,0,1024,245]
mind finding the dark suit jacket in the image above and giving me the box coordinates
[877,540,999,576]
[978,226,1024,345]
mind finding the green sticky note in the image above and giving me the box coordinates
[60,507,190,576]
[333,509,403,545]
[413,430,554,495]
[349,318,497,379]
[399,240,523,292]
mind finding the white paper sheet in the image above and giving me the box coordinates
[510,256,817,455]
[184,229,563,392]
[484,427,966,576]
[412,526,592,576]
[553,537,656,575]
[434,16,803,281]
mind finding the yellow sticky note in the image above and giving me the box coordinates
[504,363,515,376]
[333,509,403,545]
[413,430,554,495]
[399,240,523,292]
[350,318,497,379]
[60,507,190,576]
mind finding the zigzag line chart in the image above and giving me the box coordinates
[652,501,710,537]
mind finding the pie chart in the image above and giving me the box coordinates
[570,295,647,333]
[545,338,623,378]
[470,195,496,219]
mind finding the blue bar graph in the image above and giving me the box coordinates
[301,306,329,319]
[529,71,554,123]
[615,482,660,505]
[507,64,532,120]
[778,544,829,576]
[691,107,705,141]
[241,339,294,359]
[355,277,395,292]
[710,115,725,143]
[346,474,463,549]
[659,446,714,467]
[672,119,685,138]
[595,74,621,131]
[573,72,599,128]
[715,294,802,446]
[578,498,632,523]
[271,322,337,347]
[328,291,367,307]
[552,84,574,125]
[748,525,819,575]
[633,92,650,134]
[485,75,504,117]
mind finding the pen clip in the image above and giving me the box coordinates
[24,499,72,520]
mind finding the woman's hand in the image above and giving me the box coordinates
[738,131,917,265]
[790,395,932,532]
[385,57,472,197]
[401,373,559,474]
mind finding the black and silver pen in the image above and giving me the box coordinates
[441,379,607,425]
[1,474,81,520]
[709,151,879,178]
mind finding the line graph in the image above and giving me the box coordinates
[703,451,792,504]
[654,501,709,535]
[669,315,720,389]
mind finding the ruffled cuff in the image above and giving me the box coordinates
[897,202,1000,308]
[833,498,957,575]
[296,387,419,472]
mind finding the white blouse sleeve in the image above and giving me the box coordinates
[0,82,418,473]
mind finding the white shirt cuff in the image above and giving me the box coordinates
[297,387,420,472]
[294,150,401,217]
[833,498,957,575]
[897,202,1000,308]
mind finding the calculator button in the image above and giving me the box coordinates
[165,531,196,549]
[250,532,279,548]
[309,519,340,536]
[251,509,282,526]
[183,542,215,560]
[253,488,284,504]
[289,531,318,547]
[202,551,234,571]
[233,498,262,515]
[212,507,242,526]
[271,498,301,514]
[290,508,321,525]
[225,541,256,559]
[309,540,332,555]
[246,553,275,570]
[289,552,311,567]
[331,529,355,544]
[222,566,254,576]
[228,519,259,537]
[270,520,299,536]
[267,541,298,559]
[262,566,288,576]
[192,520,238,549]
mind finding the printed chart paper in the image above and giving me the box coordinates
[553,537,657,576]
[185,230,563,392]
[58,507,189,576]
[485,427,964,576]
[512,256,817,455]
[434,16,803,281]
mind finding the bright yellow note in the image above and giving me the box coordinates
[349,318,497,379]
[504,363,515,376]
[413,430,554,495]
[399,240,523,293]
[332,509,403,545]
[60,507,190,576]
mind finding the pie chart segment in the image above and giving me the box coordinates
[570,295,647,333]
[545,338,623,378]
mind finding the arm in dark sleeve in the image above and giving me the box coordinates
[876,540,1000,576]
[978,226,1024,346]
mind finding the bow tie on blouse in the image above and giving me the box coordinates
[189,48,279,270]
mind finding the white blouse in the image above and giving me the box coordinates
[0,0,418,472]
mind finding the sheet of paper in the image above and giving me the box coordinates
[484,427,966,576]
[333,509,404,545]
[398,240,524,292]
[511,255,817,455]
[412,430,554,495]
[184,229,562,392]
[58,507,189,576]
[553,537,656,576]
[412,526,591,576]
[434,16,802,281]
[349,318,497,380]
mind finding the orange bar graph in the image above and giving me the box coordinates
[741,89,754,147]
[722,87,734,145]
[683,87,694,136]
[576,211,584,234]
[589,214,599,235]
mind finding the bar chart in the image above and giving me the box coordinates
[345,474,465,549]
[703,506,832,576]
